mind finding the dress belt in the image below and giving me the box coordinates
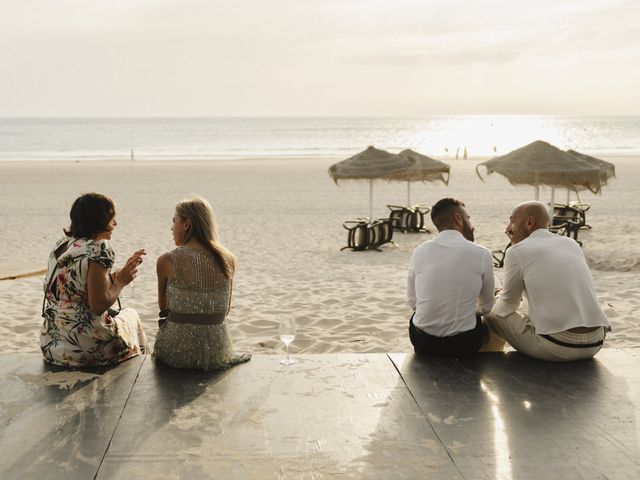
[169,312,226,325]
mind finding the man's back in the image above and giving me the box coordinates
[408,230,494,337]
[496,229,607,334]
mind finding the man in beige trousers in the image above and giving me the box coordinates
[485,201,610,362]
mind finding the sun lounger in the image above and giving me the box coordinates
[341,220,372,251]
[341,218,394,251]
[369,218,394,250]
[554,203,591,230]
[387,204,431,233]
[552,205,584,245]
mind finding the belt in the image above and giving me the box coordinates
[169,312,226,325]
[540,333,603,349]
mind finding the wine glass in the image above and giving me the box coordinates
[279,317,297,365]
[120,280,135,300]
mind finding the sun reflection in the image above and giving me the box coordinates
[523,400,532,410]
[402,115,573,158]
[480,380,513,480]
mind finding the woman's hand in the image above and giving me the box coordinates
[113,249,146,286]
[88,249,145,316]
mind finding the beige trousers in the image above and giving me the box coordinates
[485,312,605,362]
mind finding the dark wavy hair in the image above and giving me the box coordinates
[64,193,116,239]
[430,197,465,231]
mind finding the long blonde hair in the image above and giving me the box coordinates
[175,196,236,278]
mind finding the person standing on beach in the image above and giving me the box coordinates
[485,201,610,361]
[407,198,495,356]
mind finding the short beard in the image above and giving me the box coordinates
[463,223,474,242]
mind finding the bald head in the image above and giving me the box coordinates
[514,201,550,229]
[506,201,550,244]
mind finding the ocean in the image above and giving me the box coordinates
[0,116,638,161]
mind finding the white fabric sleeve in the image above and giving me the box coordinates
[476,250,495,314]
[491,246,524,317]
[406,266,417,311]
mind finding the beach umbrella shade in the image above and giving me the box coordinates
[328,146,416,220]
[476,140,605,215]
[397,149,450,205]
[566,149,616,198]
[564,149,615,204]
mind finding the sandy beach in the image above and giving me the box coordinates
[1,156,638,356]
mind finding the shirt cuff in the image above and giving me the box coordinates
[491,298,520,318]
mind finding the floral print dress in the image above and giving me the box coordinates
[40,237,144,367]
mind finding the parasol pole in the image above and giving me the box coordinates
[549,187,555,219]
[369,179,374,221]
[534,173,540,200]
[566,189,570,205]
[407,181,411,207]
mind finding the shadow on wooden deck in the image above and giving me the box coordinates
[1,351,639,479]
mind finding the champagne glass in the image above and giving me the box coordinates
[279,317,297,365]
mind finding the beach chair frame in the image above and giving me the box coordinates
[341,218,395,251]
[387,204,431,233]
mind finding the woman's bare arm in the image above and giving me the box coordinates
[87,262,122,315]
[87,249,145,315]
[156,253,173,310]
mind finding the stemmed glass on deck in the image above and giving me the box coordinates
[279,317,297,365]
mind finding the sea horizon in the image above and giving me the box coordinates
[1,115,639,162]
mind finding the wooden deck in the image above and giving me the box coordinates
[1,351,639,479]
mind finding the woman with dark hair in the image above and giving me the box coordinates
[154,195,250,370]
[40,193,148,367]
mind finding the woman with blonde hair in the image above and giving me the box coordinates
[154,195,251,370]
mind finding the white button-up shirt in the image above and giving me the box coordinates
[491,228,609,334]
[407,230,495,337]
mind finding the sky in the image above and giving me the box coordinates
[1,0,639,116]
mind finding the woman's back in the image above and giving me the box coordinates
[40,237,144,367]
[167,246,230,316]
[153,245,250,370]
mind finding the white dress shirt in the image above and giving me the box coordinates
[407,230,495,337]
[492,228,609,334]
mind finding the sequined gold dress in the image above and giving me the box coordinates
[153,246,251,370]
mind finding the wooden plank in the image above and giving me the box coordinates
[97,354,461,479]
[389,350,640,479]
[0,353,144,479]
[0,262,47,281]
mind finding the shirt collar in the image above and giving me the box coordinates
[520,228,551,243]
[529,228,550,239]
[436,229,466,241]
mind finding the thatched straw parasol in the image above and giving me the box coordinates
[476,140,604,192]
[566,150,616,185]
[328,146,450,220]
[397,149,450,206]
[328,146,414,220]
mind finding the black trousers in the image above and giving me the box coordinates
[409,313,486,357]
